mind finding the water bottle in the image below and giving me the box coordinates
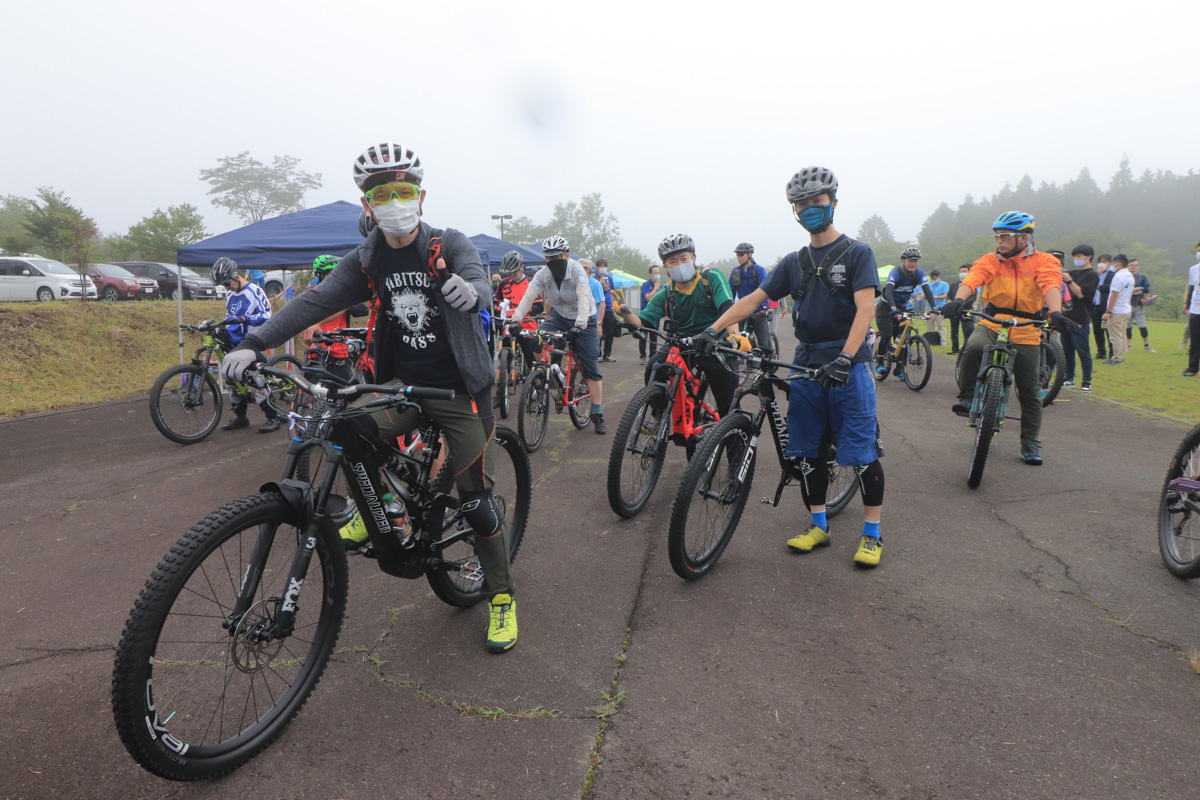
[550,362,565,388]
[381,493,414,547]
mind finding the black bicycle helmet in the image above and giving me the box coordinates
[900,247,921,260]
[734,242,754,255]
[786,166,838,203]
[211,257,238,287]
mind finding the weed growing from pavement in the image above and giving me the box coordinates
[582,627,632,797]
[1185,647,1200,675]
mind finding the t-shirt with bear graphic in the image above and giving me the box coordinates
[380,243,466,392]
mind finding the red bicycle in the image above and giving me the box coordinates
[606,327,723,518]
[517,329,592,452]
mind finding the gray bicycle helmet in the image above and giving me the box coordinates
[541,235,570,256]
[358,208,376,237]
[785,166,838,203]
[734,242,754,255]
[658,233,696,261]
[501,250,525,274]
[211,257,238,287]
[900,246,921,260]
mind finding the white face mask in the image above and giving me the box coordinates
[370,197,420,237]
[959,272,969,281]
[666,259,696,283]
[1073,257,1087,268]
[1195,251,1200,262]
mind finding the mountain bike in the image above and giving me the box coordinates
[956,311,1047,489]
[494,320,533,420]
[665,347,861,580]
[148,320,299,444]
[517,329,592,452]
[1158,422,1200,578]
[606,326,722,518]
[741,311,780,357]
[873,310,933,391]
[1038,327,1066,406]
[112,366,531,781]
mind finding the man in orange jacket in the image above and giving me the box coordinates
[939,211,1079,465]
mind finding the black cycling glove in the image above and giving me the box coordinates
[940,299,967,319]
[691,327,719,356]
[1049,311,1080,335]
[815,354,853,388]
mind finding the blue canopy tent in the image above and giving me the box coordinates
[177,201,366,268]
[469,234,545,273]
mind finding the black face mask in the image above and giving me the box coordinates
[547,258,568,281]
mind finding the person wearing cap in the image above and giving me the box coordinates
[219,142,520,654]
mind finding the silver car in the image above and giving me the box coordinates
[0,255,97,302]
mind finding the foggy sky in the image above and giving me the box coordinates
[4,0,1197,268]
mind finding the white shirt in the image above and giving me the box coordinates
[512,258,597,328]
[1188,264,1200,315]
[1107,268,1135,315]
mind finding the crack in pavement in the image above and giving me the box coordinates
[2,644,116,672]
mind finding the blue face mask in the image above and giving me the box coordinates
[796,203,834,233]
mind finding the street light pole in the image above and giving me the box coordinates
[491,214,512,240]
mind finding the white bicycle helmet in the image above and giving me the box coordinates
[900,247,921,260]
[352,142,423,190]
[541,235,569,256]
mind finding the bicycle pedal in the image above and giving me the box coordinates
[759,496,774,505]
[357,545,376,558]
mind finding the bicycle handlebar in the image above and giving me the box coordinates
[713,345,819,381]
[966,310,1047,327]
[257,365,455,403]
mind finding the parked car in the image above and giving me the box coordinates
[0,254,97,302]
[83,263,160,301]
[111,262,219,300]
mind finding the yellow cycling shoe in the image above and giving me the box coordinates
[486,594,518,653]
[853,535,882,567]
[786,525,830,553]
[339,511,369,551]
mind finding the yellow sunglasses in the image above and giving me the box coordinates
[365,182,421,205]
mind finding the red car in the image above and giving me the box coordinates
[86,263,161,301]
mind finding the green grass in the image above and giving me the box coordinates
[927,319,1196,424]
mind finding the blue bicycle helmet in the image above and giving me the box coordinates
[992,211,1035,232]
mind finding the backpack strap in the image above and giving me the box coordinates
[665,267,717,323]
[426,227,446,285]
[792,238,858,309]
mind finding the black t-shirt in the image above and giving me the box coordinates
[1065,268,1099,324]
[378,242,467,392]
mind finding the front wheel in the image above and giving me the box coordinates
[1158,424,1200,579]
[264,354,305,420]
[427,426,531,607]
[103,285,121,302]
[607,384,671,518]
[967,368,1005,489]
[150,364,222,444]
[111,492,349,780]
[567,367,592,429]
[517,367,550,452]
[667,412,756,580]
[1040,336,1065,407]
[496,348,512,419]
[902,333,933,391]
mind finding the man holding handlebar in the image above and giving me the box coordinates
[220,142,519,654]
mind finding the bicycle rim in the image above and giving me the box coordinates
[607,384,670,518]
[825,438,858,517]
[150,364,222,444]
[1158,424,1200,578]
[903,334,932,391]
[111,493,348,780]
[568,368,592,428]
[1040,339,1065,407]
[967,369,1004,489]
[518,369,550,452]
[667,414,755,580]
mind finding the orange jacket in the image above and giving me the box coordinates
[963,247,1061,345]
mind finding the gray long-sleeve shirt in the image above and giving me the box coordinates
[245,220,495,396]
[511,259,596,327]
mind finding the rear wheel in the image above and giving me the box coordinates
[111,492,348,780]
[967,369,1005,489]
[496,348,512,419]
[1040,335,1065,406]
[607,384,671,518]
[150,364,222,444]
[824,437,858,518]
[667,413,756,580]
[517,367,550,452]
[568,367,592,429]
[1158,424,1200,579]
[902,333,933,391]
[427,426,531,606]
[37,287,54,302]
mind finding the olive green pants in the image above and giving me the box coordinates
[955,326,1042,447]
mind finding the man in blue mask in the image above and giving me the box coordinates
[697,166,886,568]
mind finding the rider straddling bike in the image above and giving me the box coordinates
[495,250,543,369]
[875,247,936,381]
[939,211,1080,466]
[220,142,520,653]
[212,256,281,434]
[733,242,772,355]
[299,254,370,383]
[619,234,749,416]
[507,236,608,434]
[697,166,888,567]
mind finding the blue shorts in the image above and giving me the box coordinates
[540,311,602,381]
[785,362,881,466]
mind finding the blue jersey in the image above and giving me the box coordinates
[224,282,272,346]
[760,235,878,367]
[886,267,929,308]
[735,262,769,310]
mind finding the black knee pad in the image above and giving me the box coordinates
[792,456,829,510]
[854,460,885,507]
[460,490,503,538]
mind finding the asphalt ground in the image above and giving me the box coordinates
[2,325,1199,800]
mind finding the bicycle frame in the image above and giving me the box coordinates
[966,312,1046,429]
[647,341,718,444]
[539,333,591,414]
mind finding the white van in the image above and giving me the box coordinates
[0,255,98,302]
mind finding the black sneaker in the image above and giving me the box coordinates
[951,399,970,416]
[1020,444,1043,465]
[258,417,281,433]
[593,412,607,435]
[221,415,250,431]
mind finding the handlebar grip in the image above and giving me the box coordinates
[404,387,455,401]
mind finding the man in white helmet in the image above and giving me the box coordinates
[221,142,520,654]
